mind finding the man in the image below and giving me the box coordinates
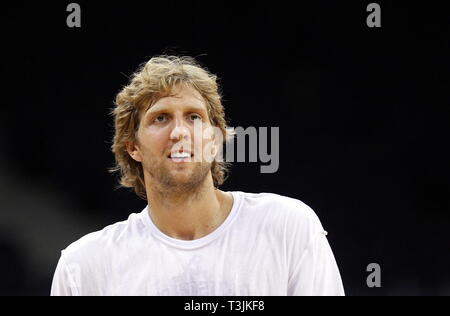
[51,55,345,296]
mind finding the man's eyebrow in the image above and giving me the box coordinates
[145,105,208,116]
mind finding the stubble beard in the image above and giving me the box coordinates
[144,156,212,198]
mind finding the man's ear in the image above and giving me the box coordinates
[126,140,143,162]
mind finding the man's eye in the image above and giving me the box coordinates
[154,115,167,123]
[190,114,201,121]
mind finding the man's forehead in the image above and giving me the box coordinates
[146,86,208,113]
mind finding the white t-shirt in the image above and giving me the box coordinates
[51,191,345,296]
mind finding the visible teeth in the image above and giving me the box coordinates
[171,152,190,159]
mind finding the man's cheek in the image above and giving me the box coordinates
[202,126,223,163]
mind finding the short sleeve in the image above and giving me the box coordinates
[50,253,80,296]
[288,230,345,296]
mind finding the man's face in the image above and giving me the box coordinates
[128,84,219,193]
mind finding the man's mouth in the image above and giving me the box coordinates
[168,151,193,163]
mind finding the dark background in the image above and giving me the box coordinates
[1,1,449,295]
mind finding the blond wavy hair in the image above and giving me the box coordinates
[110,56,235,200]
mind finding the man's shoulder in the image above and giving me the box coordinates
[61,211,144,262]
[234,190,325,239]
[236,191,319,220]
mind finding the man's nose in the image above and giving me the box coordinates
[169,119,190,141]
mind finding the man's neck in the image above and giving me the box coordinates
[145,178,233,241]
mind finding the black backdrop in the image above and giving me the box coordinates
[1,1,449,295]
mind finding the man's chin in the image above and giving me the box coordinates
[160,169,194,184]
[169,175,193,185]
[146,163,211,192]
